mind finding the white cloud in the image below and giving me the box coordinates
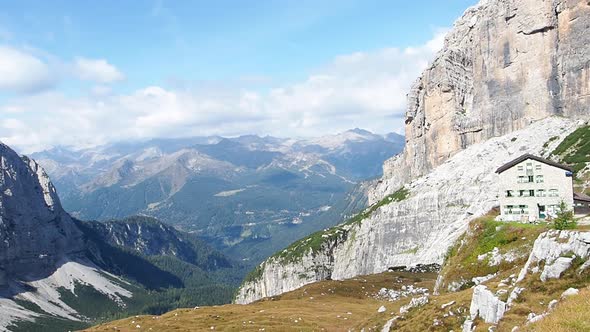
[0,46,56,93]
[0,46,125,95]
[0,30,447,153]
[73,57,125,83]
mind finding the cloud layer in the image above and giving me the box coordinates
[0,45,124,93]
[0,30,446,153]
[0,46,56,93]
[73,57,125,83]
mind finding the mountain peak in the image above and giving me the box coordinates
[346,128,374,136]
[0,142,84,278]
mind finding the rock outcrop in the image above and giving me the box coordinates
[236,117,579,304]
[0,142,136,329]
[469,285,506,324]
[517,230,590,282]
[0,143,85,279]
[237,0,590,305]
[371,0,590,203]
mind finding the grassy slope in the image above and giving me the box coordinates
[85,271,436,332]
[439,211,548,292]
[525,287,590,332]
[550,124,590,194]
[85,211,590,332]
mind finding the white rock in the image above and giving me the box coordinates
[462,319,474,332]
[400,296,429,314]
[469,285,506,324]
[441,300,455,309]
[561,288,579,298]
[236,118,580,304]
[548,299,559,311]
[472,273,497,285]
[517,231,590,284]
[507,287,525,307]
[378,306,387,313]
[541,257,573,281]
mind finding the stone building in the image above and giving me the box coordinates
[496,154,574,222]
[574,192,590,216]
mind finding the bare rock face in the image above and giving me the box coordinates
[236,117,578,304]
[372,0,590,203]
[516,230,590,282]
[469,285,506,324]
[0,142,85,279]
[237,0,590,304]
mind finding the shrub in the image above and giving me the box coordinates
[553,201,577,230]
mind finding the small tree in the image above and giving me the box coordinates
[553,201,577,230]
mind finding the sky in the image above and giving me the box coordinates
[0,0,477,153]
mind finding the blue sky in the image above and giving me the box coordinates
[0,0,477,152]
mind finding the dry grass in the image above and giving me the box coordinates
[522,287,590,332]
[83,272,437,332]
[391,288,473,331]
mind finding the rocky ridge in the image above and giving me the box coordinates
[371,0,590,203]
[0,142,132,330]
[235,117,581,304]
[236,0,590,305]
[0,142,85,280]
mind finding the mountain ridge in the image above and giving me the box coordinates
[32,130,403,264]
[235,0,590,304]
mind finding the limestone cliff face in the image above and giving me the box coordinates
[236,0,590,305]
[236,118,581,303]
[0,143,85,281]
[373,0,590,203]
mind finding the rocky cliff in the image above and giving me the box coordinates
[372,0,590,203]
[0,143,85,280]
[236,117,582,303]
[84,216,232,270]
[0,142,134,330]
[236,0,590,304]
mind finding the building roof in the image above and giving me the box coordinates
[574,192,590,203]
[495,153,574,174]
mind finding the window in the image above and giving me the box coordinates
[519,190,525,197]
[528,176,534,183]
[518,176,527,183]
[529,190,535,197]
[549,189,559,197]
[536,175,544,183]
[506,190,514,197]
[536,189,546,197]
[526,163,533,175]
[517,166,524,171]
[535,164,542,170]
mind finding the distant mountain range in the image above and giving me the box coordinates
[0,141,241,331]
[32,129,404,264]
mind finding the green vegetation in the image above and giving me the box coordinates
[242,264,264,284]
[266,187,410,266]
[401,246,420,255]
[440,212,547,291]
[543,135,560,149]
[11,316,90,332]
[8,218,247,332]
[553,201,577,230]
[551,125,590,173]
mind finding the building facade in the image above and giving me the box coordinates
[574,192,590,216]
[496,154,574,222]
